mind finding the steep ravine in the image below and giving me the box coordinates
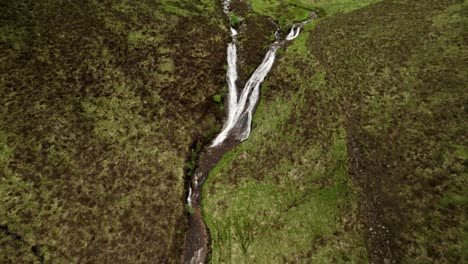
[181,2,318,263]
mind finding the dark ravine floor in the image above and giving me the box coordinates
[181,138,239,263]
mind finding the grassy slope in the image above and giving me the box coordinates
[0,0,226,263]
[203,0,466,263]
[311,1,467,262]
[203,0,379,263]
[247,0,381,24]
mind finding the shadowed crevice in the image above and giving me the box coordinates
[1,225,45,264]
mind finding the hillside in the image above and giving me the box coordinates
[1,0,466,263]
[203,0,467,263]
[1,0,226,262]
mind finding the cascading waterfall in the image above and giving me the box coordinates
[182,1,317,263]
[286,25,301,40]
[211,4,312,147]
[222,0,231,14]
[211,41,280,146]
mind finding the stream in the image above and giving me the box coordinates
[181,2,317,263]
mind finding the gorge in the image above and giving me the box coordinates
[182,1,318,263]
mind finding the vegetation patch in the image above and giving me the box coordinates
[203,17,369,262]
[0,0,226,262]
[229,12,244,28]
[203,0,466,262]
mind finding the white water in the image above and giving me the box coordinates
[187,187,192,206]
[211,42,279,146]
[230,27,237,36]
[286,25,301,40]
[211,24,303,147]
[222,0,231,14]
[185,2,314,263]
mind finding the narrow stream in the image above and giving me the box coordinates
[181,2,317,263]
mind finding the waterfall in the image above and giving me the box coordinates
[286,25,301,40]
[182,1,317,262]
[211,23,303,147]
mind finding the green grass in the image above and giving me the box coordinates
[229,12,243,28]
[2,0,466,262]
[202,19,368,262]
[250,0,310,25]
[0,0,226,262]
[248,0,381,23]
[204,0,467,262]
[310,0,467,262]
[284,0,381,16]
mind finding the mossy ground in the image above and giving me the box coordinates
[1,0,466,262]
[1,0,227,262]
[203,0,467,263]
[312,1,467,262]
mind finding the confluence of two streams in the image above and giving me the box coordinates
[183,2,315,263]
[188,1,311,206]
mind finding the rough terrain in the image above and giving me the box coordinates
[1,1,226,262]
[203,0,467,263]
